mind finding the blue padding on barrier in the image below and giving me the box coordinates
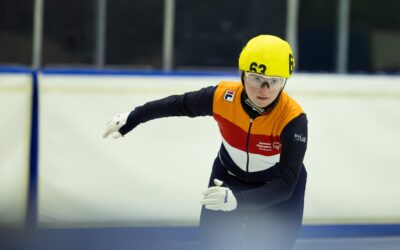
[41,68,239,77]
[1,66,398,76]
[300,224,400,238]
[30,224,400,241]
[44,224,398,239]
[0,66,240,76]
[2,225,400,250]
[0,66,33,73]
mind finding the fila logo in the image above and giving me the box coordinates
[224,90,235,102]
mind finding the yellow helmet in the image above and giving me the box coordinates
[238,35,295,78]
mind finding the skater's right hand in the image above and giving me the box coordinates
[201,179,237,212]
[103,112,129,139]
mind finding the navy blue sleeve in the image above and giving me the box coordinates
[119,86,216,135]
[236,113,308,210]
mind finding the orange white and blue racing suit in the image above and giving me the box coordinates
[119,81,308,250]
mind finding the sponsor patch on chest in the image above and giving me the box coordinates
[224,90,235,102]
[256,141,282,152]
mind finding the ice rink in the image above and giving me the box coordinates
[1,71,400,249]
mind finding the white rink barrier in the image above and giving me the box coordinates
[36,73,400,227]
[0,73,32,227]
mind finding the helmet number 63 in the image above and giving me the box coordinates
[249,62,266,74]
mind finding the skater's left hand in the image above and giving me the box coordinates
[201,179,237,211]
[103,112,129,139]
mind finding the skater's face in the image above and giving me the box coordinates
[243,72,285,107]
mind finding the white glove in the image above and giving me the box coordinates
[102,112,129,139]
[201,179,237,212]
